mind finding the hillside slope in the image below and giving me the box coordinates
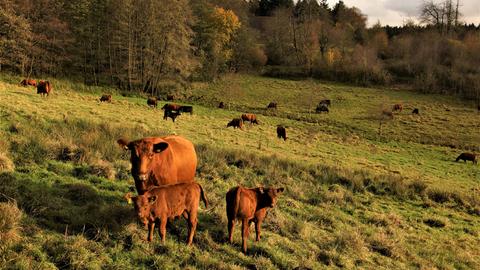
[0,74,479,269]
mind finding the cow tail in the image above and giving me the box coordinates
[198,183,209,208]
[233,186,242,217]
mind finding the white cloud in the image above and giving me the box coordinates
[325,0,480,26]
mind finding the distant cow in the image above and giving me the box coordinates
[267,102,277,109]
[147,97,158,108]
[100,94,112,102]
[164,110,181,122]
[412,108,419,114]
[382,110,394,119]
[455,153,477,164]
[162,103,182,112]
[180,105,193,115]
[36,81,52,96]
[241,114,259,124]
[318,99,331,107]
[117,136,197,195]
[315,104,329,113]
[392,104,403,112]
[227,118,243,129]
[20,79,36,87]
[226,186,284,253]
[219,102,225,109]
[125,182,208,245]
[166,94,175,101]
[277,125,287,141]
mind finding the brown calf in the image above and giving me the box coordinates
[125,182,208,245]
[277,125,287,141]
[382,110,394,119]
[392,104,403,112]
[456,153,477,164]
[20,79,37,87]
[219,102,225,109]
[162,103,182,111]
[226,186,284,253]
[227,118,243,129]
[241,113,259,124]
[100,94,112,102]
[267,102,277,109]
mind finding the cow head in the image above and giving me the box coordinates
[257,187,284,207]
[118,138,169,187]
[125,192,157,226]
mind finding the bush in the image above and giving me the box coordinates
[0,201,23,249]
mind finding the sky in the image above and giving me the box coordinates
[325,0,480,26]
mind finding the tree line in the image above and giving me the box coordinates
[1,0,479,99]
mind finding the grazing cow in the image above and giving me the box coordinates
[227,118,243,129]
[318,99,331,107]
[315,104,329,113]
[180,105,193,115]
[166,94,175,101]
[219,102,225,109]
[412,108,419,114]
[277,126,287,141]
[162,103,182,112]
[392,104,403,112]
[164,110,181,122]
[100,94,112,102]
[455,153,477,164]
[36,81,52,96]
[125,182,208,245]
[226,186,284,253]
[382,110,394,119]
[117,136,197,195]
[147,97,158,108]
[241,114,259,124]
[267,102,277,109]
[20,79,37,87]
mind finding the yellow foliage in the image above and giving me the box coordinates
[211,7,241,61]
[326,48,341,66]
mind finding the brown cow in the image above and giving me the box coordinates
[125,182,208,245]
[162,103,182,112]
[226,186,284,253]
[227,118,243,129]
[117,136,197,195]
[241,113,259,124]
[392,104,403,112]
[315,104,329,113]
[318,99,331,107]
[218,102,225,109]
[267,102,277,109]
[412,108,419,114]
[147,97,157,108]
[100,94,112,102]
[277,125,287,141]
[36,81,52,96]
[20,79,37,87]
[456,153,477,164]
[166,94,175,101]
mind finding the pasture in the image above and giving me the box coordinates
[0,73,479,269]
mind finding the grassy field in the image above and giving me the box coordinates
[0,73,479,269]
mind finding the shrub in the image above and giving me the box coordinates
[89,160,116,180]
[0,201,23,249]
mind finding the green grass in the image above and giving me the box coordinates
[0,73,479,269]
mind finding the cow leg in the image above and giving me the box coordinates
[147,221,155,242]
[159,216,167,244]
[228,218,235,244]
[241,218,250,254]
[255,220,262,242]
[186,211,197,246]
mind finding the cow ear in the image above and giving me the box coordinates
[277,187,285,193]
[117,139,131,150]
[148,195,157,204]
[153,142,169,153]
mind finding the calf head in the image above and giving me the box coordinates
[257,187,284,208]
[125,192,157,226]
[118,138,169,191]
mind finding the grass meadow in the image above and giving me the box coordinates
[0,73,479,269]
